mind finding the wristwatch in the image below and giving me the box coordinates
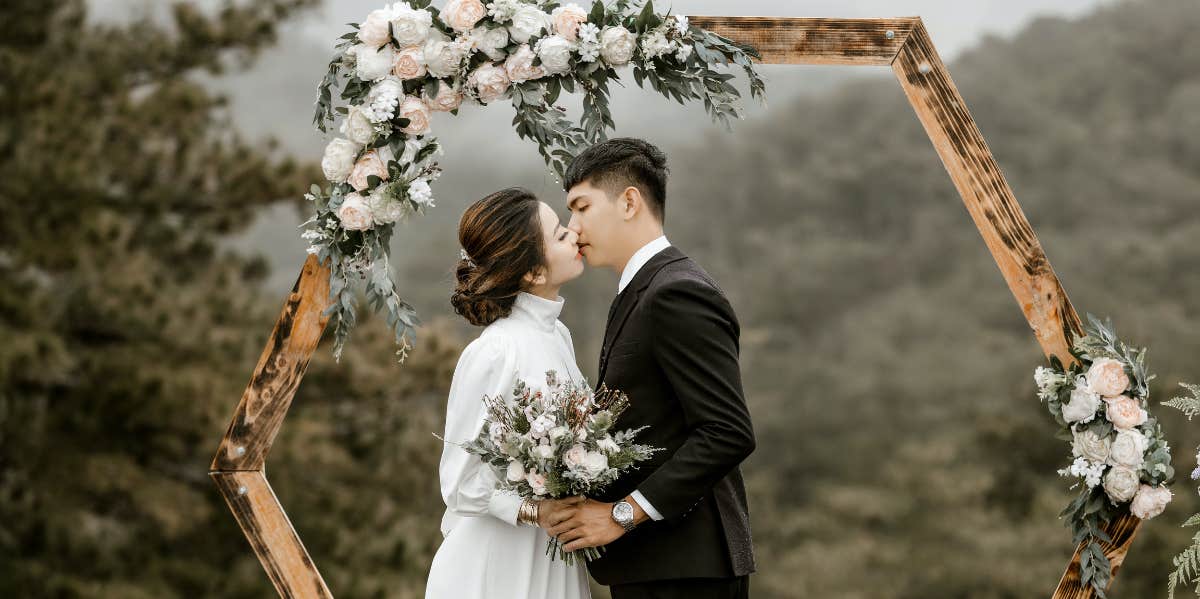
[611,500,637,532]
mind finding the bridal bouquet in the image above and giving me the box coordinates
[460,370,659,563]
[302,0,764,363]
[1034,314,1175,597]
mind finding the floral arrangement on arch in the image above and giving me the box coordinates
[300,0,765,361]
[1034,314,1176,597]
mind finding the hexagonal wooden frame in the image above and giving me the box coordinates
[211,16,1137,599]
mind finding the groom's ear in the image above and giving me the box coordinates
[619,186,642,221]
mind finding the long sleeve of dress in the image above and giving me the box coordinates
[439,335,523,530]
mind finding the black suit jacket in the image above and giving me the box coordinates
[586,246,756,585]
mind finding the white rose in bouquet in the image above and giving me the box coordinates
[321,138,360,182]
[1062,384,1101,423]
[337,192,374,231]
[551,4,588,41]
[1105,395,1148,430]
[392,45,426,80]
[505,44,545,83]
[442,0,487,32]
[389,3,434,46]
[424,32,470,78]
[354,43,396,81]
[1130,484,1172,519]
[468,63,511,103]
[357,8,393,48]
[508,5,550,44]
[408,178,435,208]
[599,26,636,65]
[367,187,406,225]
[1071,428,1112,463]
[506,460,526,482]
[1102,465,1140,503]
[1086,357,1130,397]
[398,96,432,135]
[582,451,608,479]
[535,35,575,75]
[564,444,588,470]
[526,470,548,495]
[429,83,463,112]
[1109,429,1148,469]
[469,25,510,60]
[339,105,376,145]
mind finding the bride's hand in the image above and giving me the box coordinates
[536,496,585,530]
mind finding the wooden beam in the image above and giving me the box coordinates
[686,16,918,66]
[211,253,333,471]
[211,470,332,599]
[890,19,1140,599]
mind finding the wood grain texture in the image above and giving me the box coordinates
[890,19,1141,599]
[211,254,333,471]
[212,471,332,599]
[686,16,918,66]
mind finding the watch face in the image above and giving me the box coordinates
[614,501,634,521]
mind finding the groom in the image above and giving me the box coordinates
[545,138,756,598]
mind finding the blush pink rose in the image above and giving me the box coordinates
[1105,395,1148,430]
[347,149,389,192]
[356,9,392,48]
[391,46,426,80]
[468,64,511,103]
[336,192,374,230]
[504,44,545,83]
[398,96,432,135]
[551,4,588,41]
[429,84,463,112]
[1130,484,1172,519]
[1087,357,1130,397]
[441,0,487,32]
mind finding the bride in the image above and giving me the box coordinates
[425,187,592,598]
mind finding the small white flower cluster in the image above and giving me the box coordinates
[639,16,692,65]
[1059,456,1107,489]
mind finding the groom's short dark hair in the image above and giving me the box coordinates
[563,138,669,223]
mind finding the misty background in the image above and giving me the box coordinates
[3,0,1200,597]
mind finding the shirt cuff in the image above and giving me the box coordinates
[488,490,523,527]
[630,489,664,521]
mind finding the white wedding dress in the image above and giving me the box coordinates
[425,292,592,599]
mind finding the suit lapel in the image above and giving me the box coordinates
[598,246,687,381]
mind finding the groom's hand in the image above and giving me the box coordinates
[551,497,647,552]
[536,496,584,530]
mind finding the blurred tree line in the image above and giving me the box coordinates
[2,0,1199,598]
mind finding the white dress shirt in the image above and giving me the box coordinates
[616,235,670,522]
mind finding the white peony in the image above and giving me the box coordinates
[397,96,432,135]
[408,179,435,207]
[506,460,526,482]
[423,32,470,78]
[337,192,374,230]
[599,26,636,65]
[339,105,376,145]
[321,138,360,182]
[1109,429,1148,469]
[469,25,510,60]
[389,3,434,46]
[467,63,511,103]
[1102,465,1140,503]
[357,8,393,48]
[504,44,545,83]
[1062,385,1101,424]
[535,35,575,75]
[1130,484,1172,519]
[354,43,396,82]
[550,4,588,41]
[1071,428,1112,463]
[441,0,487,32]
[367,186,406,225]
[507,5,550,44]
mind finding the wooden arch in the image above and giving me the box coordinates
[210,16,1135,599]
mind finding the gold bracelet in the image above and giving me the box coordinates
[518,498,537,526]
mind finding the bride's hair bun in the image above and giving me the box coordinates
[451,187,546,327]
